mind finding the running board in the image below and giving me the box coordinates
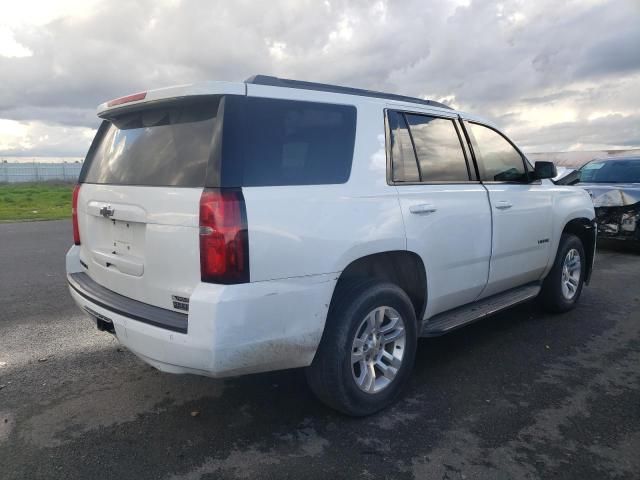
[421,283,541,337]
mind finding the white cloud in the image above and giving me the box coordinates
[0,0,638,156]
[0,27,33,58]
[0,119,95,156]
[267,40,289,61]
[0,0,105,28]
[0,120,30,151]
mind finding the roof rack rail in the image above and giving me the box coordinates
[245,75,453,110]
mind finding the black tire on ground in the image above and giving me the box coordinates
[539,233,586,313]
[306,279,418,416]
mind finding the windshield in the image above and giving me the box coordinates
[579,159,640,184]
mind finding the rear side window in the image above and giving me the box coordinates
[404,114,469,182]
[239,98,356,186]
[388,111,420,182]
[82,99,220,187]
[388,111,470,183]
[466,122,527,182]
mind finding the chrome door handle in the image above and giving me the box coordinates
[494,201,513,210]
[410,204,437,215]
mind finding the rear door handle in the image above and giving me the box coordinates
[494,201,513,210]
[409,204,437,215]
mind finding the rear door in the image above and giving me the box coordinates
[76,98,221,311]
[462,120,554,297]
[388,109,492,318]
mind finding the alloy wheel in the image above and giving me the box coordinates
[350,306,406,394]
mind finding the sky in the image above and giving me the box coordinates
[0,0,639,158]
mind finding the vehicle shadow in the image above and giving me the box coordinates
[597,238,640,254]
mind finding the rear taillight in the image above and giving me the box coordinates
[72,184,81,245]
[199,189,249,284]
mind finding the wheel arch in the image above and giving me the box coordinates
[561,217,597,284]
[330,250,427,323]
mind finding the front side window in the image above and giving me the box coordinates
[466,122,527,182]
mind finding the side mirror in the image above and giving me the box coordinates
[533,161,557,180]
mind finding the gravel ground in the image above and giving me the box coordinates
[1,220,638,479]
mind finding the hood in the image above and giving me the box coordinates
[577,183,640,207]
[553,166,575,182]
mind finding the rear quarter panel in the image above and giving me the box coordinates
[242,89,404,281]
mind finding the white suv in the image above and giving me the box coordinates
[67,75,596,415]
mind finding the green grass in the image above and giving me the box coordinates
[0,183,74,222]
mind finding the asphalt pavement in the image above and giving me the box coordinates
[1,220,639,479]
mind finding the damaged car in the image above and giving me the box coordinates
[67,75,596,416]
[563,156,640,242]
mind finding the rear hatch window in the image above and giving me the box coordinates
[82,98,220,187]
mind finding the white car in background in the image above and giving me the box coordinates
[567,156,640,243]
[67,75,596,415]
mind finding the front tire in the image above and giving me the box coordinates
[306,279,417,416]
[540,233,586,313]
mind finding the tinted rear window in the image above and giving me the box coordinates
[83,99,219,187]
[239,98,356,186]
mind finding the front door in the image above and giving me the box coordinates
[463,120,553,298]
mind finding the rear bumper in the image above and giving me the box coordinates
[68,272,188,333]
[66,245,336,378]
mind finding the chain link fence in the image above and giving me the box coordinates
[0,162,83,183]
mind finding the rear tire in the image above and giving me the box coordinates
[539,233,586,313]
[306,279,418,416]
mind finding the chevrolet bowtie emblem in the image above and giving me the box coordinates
[100,206,115,218]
